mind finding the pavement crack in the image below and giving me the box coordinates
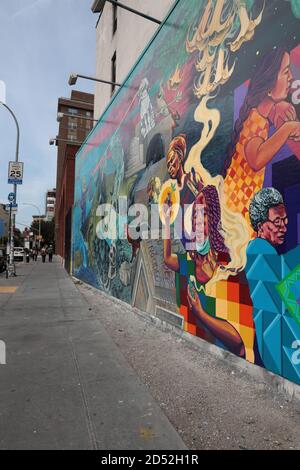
[69,336,99,450]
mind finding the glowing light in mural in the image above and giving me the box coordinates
[168,64,183,90]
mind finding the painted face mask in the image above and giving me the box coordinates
[195,237,210,255]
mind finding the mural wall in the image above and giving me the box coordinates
[73,0,300,385]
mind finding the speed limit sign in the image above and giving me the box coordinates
[8,161,24,185]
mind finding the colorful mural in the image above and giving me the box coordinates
[73,0,300,385]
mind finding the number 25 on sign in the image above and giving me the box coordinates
[8,161,24,185]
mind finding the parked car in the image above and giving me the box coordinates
[0,248,6,273]
[14,247,25,262]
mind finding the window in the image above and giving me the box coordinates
[113,0,118,34]
[67,130,77,142]
[111,51,117,96]
[68,120,77,130]
[68,108,78,115]
[85,111,92,129]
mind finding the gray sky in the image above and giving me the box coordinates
[0,0,96,231]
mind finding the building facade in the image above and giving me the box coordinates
[55,90,94,270]
[45,188,56,221]
[91,0,174,118]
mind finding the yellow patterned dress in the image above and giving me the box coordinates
[224,108,269,228]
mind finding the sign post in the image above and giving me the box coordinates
[7,163,23,276]
[1,101,21,277]
[6,202,16,278]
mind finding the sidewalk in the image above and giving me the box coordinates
[0,259,185,450]
[78,280,300,450]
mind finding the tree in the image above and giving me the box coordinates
[13,227,23,247]
[30,219,55,247]
[0,236,8,247]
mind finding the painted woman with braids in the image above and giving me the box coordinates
[163,184,247,358]
[223,48,300,226]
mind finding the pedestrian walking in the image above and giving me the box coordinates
[33,248,38,262]
[41,247,47,263]
[48,245,53,263]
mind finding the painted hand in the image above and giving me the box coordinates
[187,282,202,317]
[288,121,300,141]
[272,101,297,128]
[162,201,172,225]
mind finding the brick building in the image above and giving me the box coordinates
[55,90,94,270]
[45,188,56,221]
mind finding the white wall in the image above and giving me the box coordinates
[94,0,174,119]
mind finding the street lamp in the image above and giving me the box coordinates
[0,101,20,275]
[93,0,161,25]
[49,137,95,147]
[68,73,122,88]
[49,137,85,146]
[21,203,42,248]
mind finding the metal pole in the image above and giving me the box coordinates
[6,203,12,279]
[53,138,83,145]
[0,102,20,275]
[9,205,14,266]
[8,203,12,262]
[39,217,41,249]
[77,74,122,87]
[105,0,161,24]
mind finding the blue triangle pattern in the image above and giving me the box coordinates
[263,315,282,374]
[264,281,283,314]
[245,254,257,272]
[282,347,300,385]
[253,309,263,357]
[246,254,280,283]
[283,246,300,273]
[264,254,282,280]
[252,281,281,314]
[248,279,259,295]
[281,258,292,278]
[282,316,300,345]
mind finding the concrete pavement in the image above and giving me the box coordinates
[0,259,185,450]
[78,278,300,450]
